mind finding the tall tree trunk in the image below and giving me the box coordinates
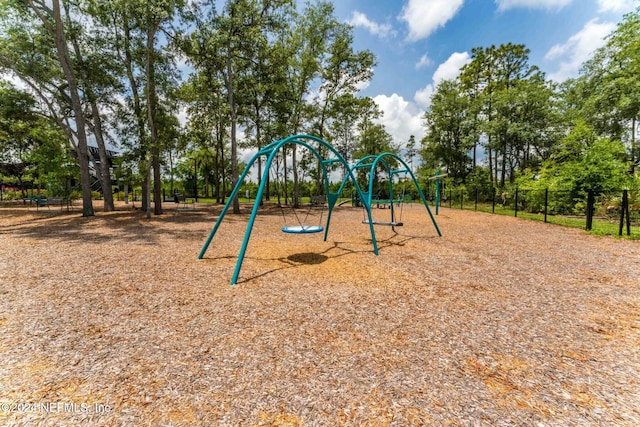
[121,18,148,208]
[144,160,151,219]
[140,159,149,212]
[226,55,240,214]
[500,138,507,187]
[215,129,222,203]
[256,117,264,206]
[152,148,162,213]
[50,0,94,216]
[292,145,299,207]
[63,3,114,212]
[168,149,175,194]
[89,99,115,211]
[631,116,637,175]
[283,147,289,204]
[487,144,494,187]
[146,24,162,215]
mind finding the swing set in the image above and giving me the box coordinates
[198,134,441,285]
[350,154,412,231]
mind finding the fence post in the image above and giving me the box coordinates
[586,189,594,230]
[460,188,464,210]
[492,188,496,213]
[475,187,478,211]
[449,189,452,208]
[619,189,630,236]
[514,188,519,217]
[544,188,549,223]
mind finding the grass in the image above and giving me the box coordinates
[447,202,640,240]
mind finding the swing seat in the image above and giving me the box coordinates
[362,220,403,227]
[281,225,324,234]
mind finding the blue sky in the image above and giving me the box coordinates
[325,0,638,146]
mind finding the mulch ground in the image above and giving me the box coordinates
[1,200,639,426]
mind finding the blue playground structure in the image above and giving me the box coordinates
[198,134,441,285]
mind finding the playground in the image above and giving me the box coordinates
[1,200,639,426]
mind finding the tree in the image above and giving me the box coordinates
[0,82,72,198]
[92,0,184,216]
[354,96,395,163]
[311,20,375,140]
[422,79,473,182]
[1,0,97,215]
[572,7,640,173]
[62,0,118,212]
[527,120,630,199]
[405,135,417,173]
[34,0,94,215]
[99,0,152,211]
[329,93,367,165]
[276,0,342,206]
[0,83,40,163]
[453,43,556,186]
[191,0,291,213]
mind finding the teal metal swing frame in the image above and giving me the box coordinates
[198,135,440,285]
[348,153,440,234]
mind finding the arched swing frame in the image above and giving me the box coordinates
[198,134,381,285]
[345,152,441,235]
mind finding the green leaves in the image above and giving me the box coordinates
[572,7,640,171]
[534,120,630,196]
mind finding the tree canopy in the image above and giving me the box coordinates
[421,9,640,198]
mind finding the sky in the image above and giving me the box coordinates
[326,0,638,147]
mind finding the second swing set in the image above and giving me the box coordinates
[198,134,441,285]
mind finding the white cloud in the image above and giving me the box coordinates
[545,18,617,82]
[414,85,434,109]
[399,0,465,42]
[372,94,425,146]
[414,51,471,109]
[347,11,394,38]
[415,54,433,69]
[597,0,637,13]
[432,51,471,85]
[495,0,573,11]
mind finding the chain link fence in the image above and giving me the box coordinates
[436,186,640,239]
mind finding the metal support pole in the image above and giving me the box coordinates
[435,170,440,215]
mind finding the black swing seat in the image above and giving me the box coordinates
[282,225,324,234]
[362,220,403,227]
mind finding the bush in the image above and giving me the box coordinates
[1,190,23,200]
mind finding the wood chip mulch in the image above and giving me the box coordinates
[1,201,639,426]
